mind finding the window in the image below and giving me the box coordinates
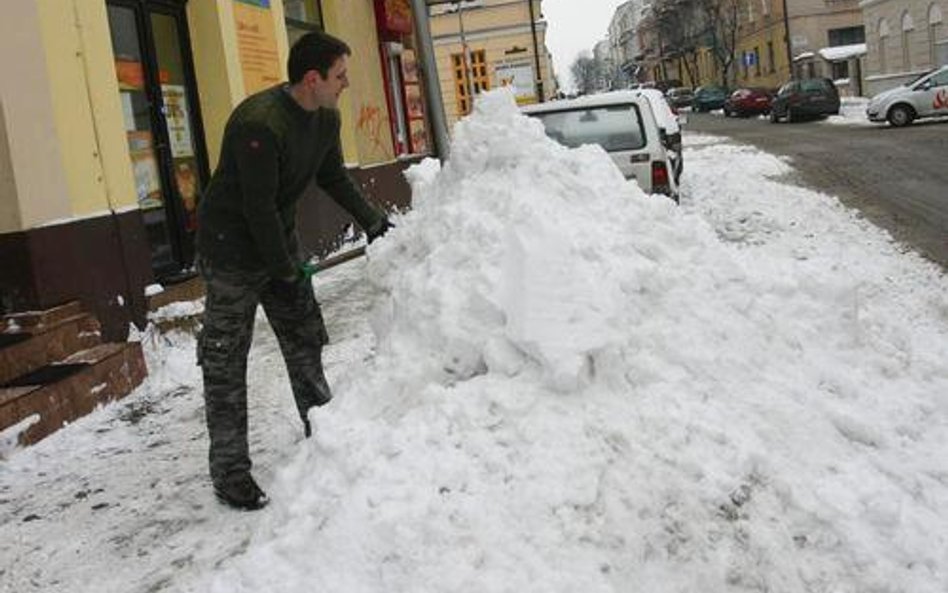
[828,26,866,46]
[767,41,775,73]
[451,49,488,116]
[284,0,323,45]
[902,12,914,70]
[879,18,890,73]
[754,47,761,76]
[527,104,647,151]
[930,4,944,65]
[831,61,849,80]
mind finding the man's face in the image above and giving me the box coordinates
[308,55,349,109]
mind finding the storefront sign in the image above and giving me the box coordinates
[161,85,194,158]
[374,0,412,35]
[234,1,282,94]
[494,63,536,104]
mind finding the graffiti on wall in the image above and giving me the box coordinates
[356,103,390,158]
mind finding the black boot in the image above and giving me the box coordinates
[214,473,269,511]
[303,418,312,438]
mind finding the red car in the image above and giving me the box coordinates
[723,87,775,117]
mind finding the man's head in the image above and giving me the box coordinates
[287,31,351,110]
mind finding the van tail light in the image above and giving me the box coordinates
[651,161,671,195]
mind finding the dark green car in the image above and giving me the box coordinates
[693,86,729,112]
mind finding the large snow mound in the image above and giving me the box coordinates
[200,90,948,593]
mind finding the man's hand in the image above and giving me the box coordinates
[367,218,394,244]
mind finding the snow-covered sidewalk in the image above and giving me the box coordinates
[2,91,947,593]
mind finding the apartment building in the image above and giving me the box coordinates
[428,0,554,125]
[860,0,947,96]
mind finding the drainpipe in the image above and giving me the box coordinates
[410,0,450,160]
[527,0,544,102]
[781,0,792,79]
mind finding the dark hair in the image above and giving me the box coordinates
[287,31,351,84]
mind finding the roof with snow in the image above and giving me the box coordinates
[819,43,867,62]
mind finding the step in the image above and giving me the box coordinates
[146,273,204,312]
[0,342,147,446]
[0,313,101,386]
[2,301,84,333]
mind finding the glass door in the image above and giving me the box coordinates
[106,0,208,279]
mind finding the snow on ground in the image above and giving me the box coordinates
[823,97,874,126]
[2,89,948,593]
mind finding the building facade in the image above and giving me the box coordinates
[428,0,554,126]
[861,0,947,96]
[0,0,434,339]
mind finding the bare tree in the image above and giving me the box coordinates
[695,0,740,87]
[570,52,600,95]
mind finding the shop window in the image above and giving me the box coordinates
[284,0,323,45]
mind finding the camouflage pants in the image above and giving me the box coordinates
[197,260,331,485]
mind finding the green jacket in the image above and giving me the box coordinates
[197,85,384,279]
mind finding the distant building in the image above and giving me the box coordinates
[428,0,554,126]
[860,0,947,96]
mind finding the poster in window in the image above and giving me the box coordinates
[494,63,537,105]
[405,84,424,119]
[128,131,163,209]
[175,161,199,231]
[161,85,194,158]
[233,1,282,94]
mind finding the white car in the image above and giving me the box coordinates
[521,91,681,201]
[866,65,948,127]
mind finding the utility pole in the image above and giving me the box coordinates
[781,0,793,79]
[456,1,475,108]
[410,0,450,160]
[527,0,544,102]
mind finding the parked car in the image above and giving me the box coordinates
[692,86,729,112]
[769,78,840,123]
[866,65,948,127]
[631,88,685,184]
[723,87,774,117]
[666,87,695,109]
[521,91,680,201]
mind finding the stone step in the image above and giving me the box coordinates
[2,301,84,333]
[0,342,147,446]
[0,313,101,386]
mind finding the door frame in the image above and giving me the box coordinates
[107,0,210,279]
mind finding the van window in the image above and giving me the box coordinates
[528,104,647,151]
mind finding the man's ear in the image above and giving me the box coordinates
[304,69,324,85]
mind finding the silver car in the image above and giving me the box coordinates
[867,65,948,127]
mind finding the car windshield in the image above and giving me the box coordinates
[528,104,647,151]
[801,79,830,93]
[907,68,938,86]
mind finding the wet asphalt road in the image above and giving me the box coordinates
[684,111,948,269]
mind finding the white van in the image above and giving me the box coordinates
[866,65,948,127]
[521,91,680,201]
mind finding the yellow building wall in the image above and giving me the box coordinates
[0,1,74,232]
[322,0,396,166]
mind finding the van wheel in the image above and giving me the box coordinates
[887,105,915,127]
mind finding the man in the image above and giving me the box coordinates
[196,31,390,511]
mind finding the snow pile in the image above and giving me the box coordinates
[197,92,948,592]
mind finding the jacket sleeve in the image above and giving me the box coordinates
[233,123,297,279]
[315,113,386,234]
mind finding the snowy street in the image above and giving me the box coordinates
[2,91,947,593]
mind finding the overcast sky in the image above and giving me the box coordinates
[542,0,629,91]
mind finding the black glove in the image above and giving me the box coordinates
[367,219,395,244]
